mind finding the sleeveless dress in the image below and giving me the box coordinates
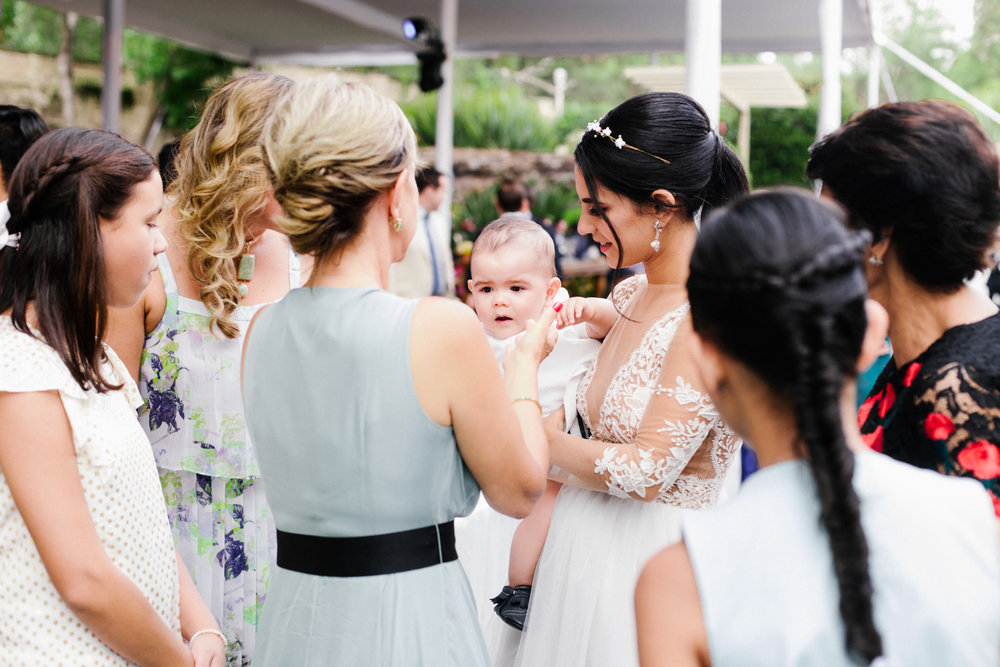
[0,318,180,664]
[242,287,488,666]
[513,275,741,667]
[138,250,299,666]
[684,451,1000,666]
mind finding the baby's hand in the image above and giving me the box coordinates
[555,297,592,329]
[556,296,617,340]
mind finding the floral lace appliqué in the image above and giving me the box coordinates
[595,376,726,503]
[577,276,739,507]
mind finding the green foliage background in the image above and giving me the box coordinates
[5,0,1000,180]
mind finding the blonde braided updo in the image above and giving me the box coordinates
[261,77,416,263]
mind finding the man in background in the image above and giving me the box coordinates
[389,165,456,297]
[495,178,563,279]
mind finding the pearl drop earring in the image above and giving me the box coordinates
[650,218,664,252]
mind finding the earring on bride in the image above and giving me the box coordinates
[650,218,664,252]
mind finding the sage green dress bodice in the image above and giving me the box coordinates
[242,287,487,666]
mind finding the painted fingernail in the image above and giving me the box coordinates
[553,302,563,312]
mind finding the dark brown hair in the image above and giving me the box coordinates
[0,128,156,392]
[0,104,49,185]
[496,179,532,213]
[575,92,749,274]
[807,100,1000,292]
[416,165,443,193]
[688,190,882,664]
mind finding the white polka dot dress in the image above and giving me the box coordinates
[0,318,180,665]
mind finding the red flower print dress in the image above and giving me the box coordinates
[858,313,1000,515]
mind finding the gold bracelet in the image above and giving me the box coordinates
[511,396,543,414]
[188,628,227,646]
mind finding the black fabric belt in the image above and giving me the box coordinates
[276,521,457,577]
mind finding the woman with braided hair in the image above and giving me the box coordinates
[0,128,225,664]
[635,189,1000,666]
[512,92,747,667]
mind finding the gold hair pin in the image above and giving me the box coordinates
[586,120,671,165]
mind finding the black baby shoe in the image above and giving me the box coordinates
[490,585,531,631]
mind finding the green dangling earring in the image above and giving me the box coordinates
[236,234,261,298]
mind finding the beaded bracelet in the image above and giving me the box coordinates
[511,396,543,414]
[188,628,227,646]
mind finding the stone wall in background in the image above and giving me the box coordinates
[0,48,163,143]
[418,146,575,200]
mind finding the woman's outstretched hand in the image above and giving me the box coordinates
[507,304,559,372]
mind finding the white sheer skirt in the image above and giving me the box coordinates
[454,495,524,665]
[512,484,695,667]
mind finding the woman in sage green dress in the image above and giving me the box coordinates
[242,77,553,666]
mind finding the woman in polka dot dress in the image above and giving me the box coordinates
[0,128,224,665]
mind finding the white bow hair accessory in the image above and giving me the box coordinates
[0,203,19,249]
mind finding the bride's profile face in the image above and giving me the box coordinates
[573,165,657,269]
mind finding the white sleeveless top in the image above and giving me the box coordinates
[0,318,180,664]
[683,451,1000,667]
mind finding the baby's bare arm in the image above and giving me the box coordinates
[556,297,617,339]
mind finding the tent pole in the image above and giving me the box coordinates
[435,0,457,230]
[102,0,124,134]
[684,0,721,129]
[817,0,843,138]
[867,45,881,107]
[877,31,1000,127]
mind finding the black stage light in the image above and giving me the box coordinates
[402,17,429,41]
[402,16,446,92]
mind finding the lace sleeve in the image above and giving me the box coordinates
[912,361,1000,515]
[592,319,737,504]
[610,274,644,311]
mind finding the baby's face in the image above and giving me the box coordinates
[468,246,555,339]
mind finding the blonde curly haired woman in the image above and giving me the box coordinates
[107,71,298,666]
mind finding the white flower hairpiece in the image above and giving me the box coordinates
[0,202,18,250]
[586,120,671,165]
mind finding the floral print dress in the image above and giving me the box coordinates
[859,312,1000,516]
[139,251,299,666]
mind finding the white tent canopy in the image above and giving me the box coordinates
[26,0,871,223]
[30,0,873,63]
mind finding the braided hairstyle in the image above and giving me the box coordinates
[686,189,883,665]
[261,77,416,264]
[0,128,156,392]
[574,92,748,273]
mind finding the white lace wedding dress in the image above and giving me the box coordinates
[511,275,741,667]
